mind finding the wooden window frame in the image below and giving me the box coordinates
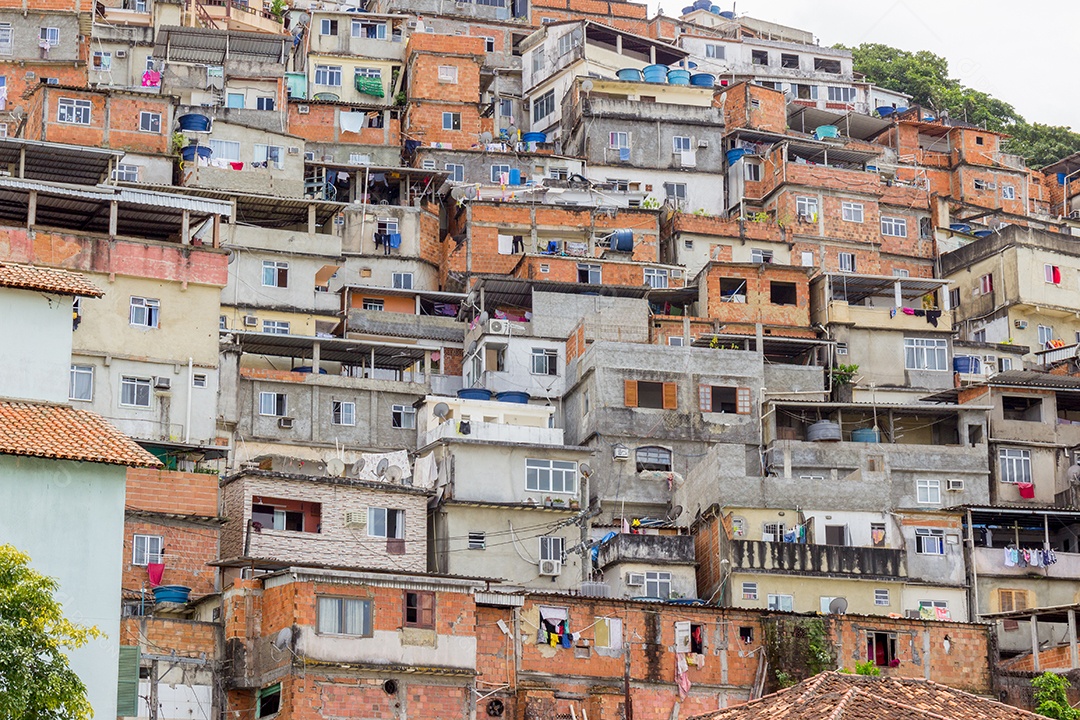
[403,590,435,629]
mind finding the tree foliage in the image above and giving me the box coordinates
[1032,672,1080,720]
[0,544,102,720]
[838,42,1080,169]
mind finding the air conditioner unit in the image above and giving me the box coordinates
[946,478,965,492]
[1014,320,1028,329]
[278,417,294,429]
[153,377,171,390]
[344,511,367,529]
[406,19,417,28]
[116,49,127,58]
[697,139,709,148]
[626,572,645,587]
[297,104,310,114]
[243,315,259,327]
[671,269,683,279]
[488,318,509,335]
[1069,210,1080,220]
[288,146,300,155]
[612,444,629,460]
[538,559,561,576]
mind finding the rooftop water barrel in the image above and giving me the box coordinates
[508,168,521,185]
[616,67,642,82]
[611,228,634,252]
[726,148,747,164]
[180,145,212,162]
[850,428,880,443]
[521,131,546,143]
[690,73,715,87]
[876,106,895,117]
[152,586,192,604]
[313,92,339,101]
[682,5,694,13]
[973,229,993,239]
[814,125,839,140]
[458,388,493,401]
[177,113,211,132]
[806,420,842,442]
[953,356,980,374]
[949,223,972,234]
[719,10,735,17]
[923,115,936,122]
[693,0,711,10]
[709,4,720,12]
[496,391,530,404]
[686,61,698,69]
[667,69,691,85]
[895,106,908,114]
[642,64,668,83]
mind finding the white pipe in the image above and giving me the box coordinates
[184,357,193,444]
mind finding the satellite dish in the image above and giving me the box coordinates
[668,504,684,521]
[828,597,849,615]
[385,465,403,483]
[376,458,389,477]
[349,457,365,476]
[326,458,346,477]
[478,311,490,325]
[433,402,450,419]
[579,462,592,478]
[225,248,236,264]
[480,131,493,143]
[581,79,594,93]
[272,627,293,650]
[450,186,467,199]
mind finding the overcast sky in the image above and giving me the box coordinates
[651,0,1076,129]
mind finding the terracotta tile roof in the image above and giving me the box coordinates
[0,263,103,297]
[690,672,1040,720]
[0,401,160,468]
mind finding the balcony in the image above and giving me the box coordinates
[196,0,288,34]
[347,308,465,343]
[579,96,722,125]
[421,417,564,446]
[597,533,695,569]
[822,301,953,333]
[972,546,1080,579]
[811,274,954,333]
[731,540,905,578]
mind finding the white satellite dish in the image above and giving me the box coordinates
[581,79,594,93]
[478,311,490,325]
[450,186,467,199]
[376,458,389,477]
[433,402,450,419]
[480,131,493,143]
[668,504,684,521]
[327,458,346,477]
[828,597,849,615]
[579,462,592,478]
[349,457,365,476]
[385,465,403,483]
[272,627,293,650]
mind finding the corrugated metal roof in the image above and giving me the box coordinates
[0,178,232,215]
[0,136,123,186]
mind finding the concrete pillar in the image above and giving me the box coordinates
[109,200,118,237]
[27,190,36,227]
[212,213,221,248]
[308,203,316,235]
[1069,609,1078,670]
[922,628,931,680]
[1031,614,1040,672]
[181,209,190,245]
[312,341,321,374]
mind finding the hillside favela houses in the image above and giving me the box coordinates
[0,0,1080,717]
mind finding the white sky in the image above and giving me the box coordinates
[650,0,1077,129]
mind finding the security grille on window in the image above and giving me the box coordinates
[445,163,464,182]
[644,267,669,289]
[69,364,93,401]
[532,89,555,121]
[262,320,289,334]
[904,337,948,371]
[468,531,486,550]
[392,272,413,289]
[262,260,288,287]
[915,528,945,555]
[112,164,139,182]
[442,112,461,130]
[120,376,152,408]
[635,446,671,472]
[999,448,1031,484]
[332,401,355,426]
[644,572,671,599]
[539,535,563,561]
[317,597,371,636]
[881,216,907,237]
[132,534,163,565]
[531,348,557,375]
[129,297,159,328]
[526,459,577,494]
[57,98,91,125]
[314,65,342,86]
[742,582,758,600]
[874,589,890,606]
[916,478,941,504]
[259,392,287,416]
[391,404,416,429]
[841,201,864,223]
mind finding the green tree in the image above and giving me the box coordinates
[1032,672,1080,720]
[0,544,102,720]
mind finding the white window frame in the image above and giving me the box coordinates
[132,534,163,566]
[838,252,856,273]
[577,263,601,284]
[93,50,112,71]
[880,216,907,237]
[320,18,338,35]
[438,65,458,83]
[1002,184,1016,200]
[366,507,404,538]
[391,403,416,429]
[1038,324,1054,349]
[916,478,941,504]
[609,131,629,149]
[40,26,59,47]
[673,136,692,153]
[209,139,241,162]
[539,536,563,561]
[69,364,93,401]
[332,400,355,426]
[532,89,555,122]
[526,458,577,494]
[262,260,289,288]
[874,588,890,606]
[664,182,687,204]
[796,196,818,218]
[192,373,208,388]
[314,64,342,87]
[751,248,773,264]
[350,19,387,38]
[999,447,1032,484]
[468,531,486,550]
[445,163,464,182]
[139,111,161,133]
[490,164,510,183]
[262,320,290,334]
[392,272,413,289]
[442,112,461,130]
[120,376,152,408]
[744,162,761,182]
[129,296,159,328]
[0,23,13,56]
[1044,264,1060,284]
[705,43,724,59]
[915,528,945,555]
[904,337,948,371]
[57,98,91,125]
[531,347,558,376]
[258,391,286,417]
[362,298,384,311]
[112,164,139,182]
[800,251,815,267]
[841,201,864,223]
[741,582,758,600]
[644,571,671,599]
[767,594,793,612]
[254,144,284,170]
[979,273,993,294]
[644,267,669,289]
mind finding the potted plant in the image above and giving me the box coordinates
[830,363,859,403]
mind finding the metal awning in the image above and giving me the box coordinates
[0,136,123,186]
[154,25,289,64]
[981,603,1080,623]
[1042,151,1080,178]
[582,20,686,65]
[814,273,951,304]
[306,162,448,181]
[342,285,467,303]
[693,333,833,360]
[467,275,651,312]
[122,183,345,228]
[787,105,893,142]
[226,329,431,369]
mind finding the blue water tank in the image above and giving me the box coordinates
[1059,173,1068,185]
[806,421,842,442]
[814,125,839,140]
[719,10,735,17]
[693,0,711,10]
[180,145,212,162]
[973,230,993,239]
[690,73,715,87]
[458,388,493,401]
[177,113,211,132]
[667,69,691,85]
[850,428,880,443]
[895,106,908,114]
[642,64,668,83]
[709,4,720,12]
[611,229,634,252]
[508,168,521,185]
[681,5,694,13]
[953,356,981,374]
[521,131,546,143]
[496,391,530,404]
[616,68,642,82]
[950,223,972,234]
[152,586,192,604]
[877,106,895,117]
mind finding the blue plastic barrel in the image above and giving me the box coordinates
[496,391,530,404]
[642,64,668,83]
[895,106,908,114]
[152,586,192,604]
[709,4,720,11]
[973,230,993,238]
[611,229,634,252]
[877,106,895,117]
[180,145,212,162]
[950,223,972,234]
[458,388,493,401]
[667,69,690,85]
[814,125,839,140]
[719,10,735,17]
[851,428,880,443]
[508,168,521,185]
[521,131,546,143]
[726,148,747,164]
[616,68,642,82]
[681,5,694,13]
[177,113,211,132]
[690,73,714,87]
[693,0,710,9]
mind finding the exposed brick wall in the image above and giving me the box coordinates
[702,263,811,329]
[121,616,219,659]
[127,467,219,516]
[122,518,219,596]
[286,102,400,145]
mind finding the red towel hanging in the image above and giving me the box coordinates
[147,562,165,587]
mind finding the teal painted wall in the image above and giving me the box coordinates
[0,454,126,718]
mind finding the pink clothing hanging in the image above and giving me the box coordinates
[1017,482,1035,499]
[147,562,165,586]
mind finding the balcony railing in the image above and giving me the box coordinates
[597,533,695,568]
[730,539,905,578]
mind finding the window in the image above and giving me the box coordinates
[794,84,817,100]
[644,571,671,599]
[950,288,961,308]
[120,376,151,408]
[540,536,563,564]
[481,36,495,52]
[209,139,241,162]
[254,144,284,170]
[979,273,994,294]
[827,86,857,103]
[442,112,461,130]
[751,248,773,264]
[0,24,11,55]
[40,26,59,46]
[69,364,93,401]
[112,164,139,182]
[867,631,897,666]
[192,373,208,388]
[129,297,159,328]
[532,89,555,121]
[1002,184,1016,200]
[1002,395,1042,422]
[490,164,510,182]
[915,528,945,555]
[595,617,623,649]
[762,522,786,542]
[256,97,275,111]
[644,267,669,289]
[531,47,544,73]
[815,57,842,73]
[904,338,948,371]
[664,183,687,207]
[767,594,793,612]
[526,459,577,494]
[367,507,404,539]
[259,392,287,417]
[362,298,384,311]
[392,404,416,429]
[801,251,815,267]
[392,272,413,289]
[742,582,758,601]
[919,217,933,239]
[468,531,486,550]
[999,589,1029,613]
[770,281,797,305]
[377,218,398,235]
[667,336,684,346]
[262,320,290,334]
[870,522,886,547]
[975,135,985,146]
[438,65,458,83]
[1038,325,1054,349]
[1045,264,1062,284]
[999,448,1031,484]
[874,589,890,606]
[751,49,769,65]
[916,478,941,504]
[421,159,437,170]
[626,380,677,410]
[557,31,577,56]
[445,163,464,182]
[744,162,761,182]
[57,98,91,125]
[974,179,990,191]
[93,50,111,70]
[881,216,907,237]
[673,136,692,153]
[705,43,724,59]
[404,591,434,629]
[841,202,864,223]
[699,385,752,414]
[314,64,342,86]
[262,260,289,287]
[609,131,629,149]
[499,98,513,117]
[320,18,338,35]
[780,52,800,69]
[132,534,163,565]
[796,196,818,219]
[531,348,557,375]
[893,269,910,277]
[351,19,387,38]
[318,597,371,636]
[257,684,280,718]
[577,263,601,284]
[635,446,672,472]
[355,67,382,80]
[332,401,355,426]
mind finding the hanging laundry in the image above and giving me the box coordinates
[926,310,942,327]
[1017,482,1035,499]
[1004,547,1016,567]
[339,112,367,134]
[560,630,573,648]
[890,307,897,318]
[872,528,886,546]
[388,233,402,249]
[147,562,165,587]
[902,307,916,315]
[619,147,631,162]
[675,652,691,698]
[458,420,471,435]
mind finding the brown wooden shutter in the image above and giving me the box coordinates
[662,382,678,410]
[698,384,712,412]
[736,387,752,414]
[624,380,638,407]
[421,591,435,628]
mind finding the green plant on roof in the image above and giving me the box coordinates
[830,364,859,386]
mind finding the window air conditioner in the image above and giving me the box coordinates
[1014,320,1028,329]
[297,104,310,114]
[153,377,171,390]
[406,19,417,28]
[612,445,630,460]
[243,315,259,327]
[626,572,645,587]
[288,146,300,155]
[278,417,294,429]
[946,478,965,492]
[538,559,562,576]
[116,49,127,58]
[488,319,509,335]
[344,511,367,529]
[671,269,683,279]
[1069,210,1080,220]
[698,139,709,148]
